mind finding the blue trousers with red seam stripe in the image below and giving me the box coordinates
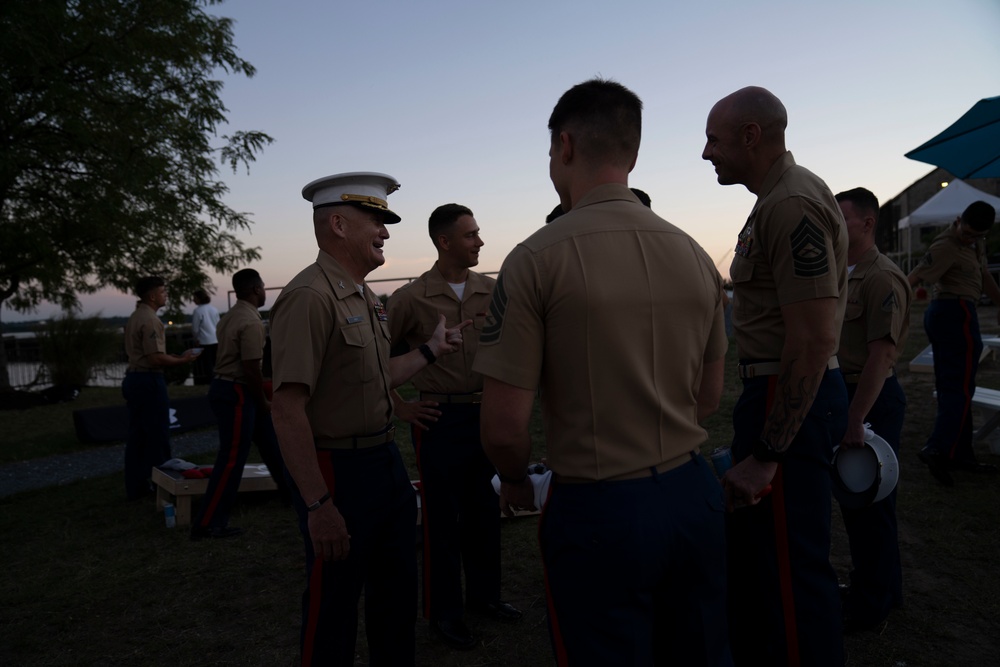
[539,455,732,666]
[122,371,170,500]
[924,298,983,462]
[413,402,501,621]
[840,376,905,626]
[291,440,416,667]
[727,369,847,667]
[193,379,286,530]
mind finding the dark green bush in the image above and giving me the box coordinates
[37,314,119,387]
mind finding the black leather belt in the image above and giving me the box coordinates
[419,392,482,404]
[315,426,396,450]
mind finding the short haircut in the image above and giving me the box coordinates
[548,78,642,167]
[135,276,164,299]
[232,268,262,296]
[962,201,996,232]
[192,289,211,305]
[835,187,880,218]
[428,203,474,248]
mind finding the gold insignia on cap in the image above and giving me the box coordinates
[340,193,389,210]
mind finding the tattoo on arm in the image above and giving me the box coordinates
[764,359,822,451]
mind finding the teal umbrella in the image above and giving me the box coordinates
[905,95,1000,179]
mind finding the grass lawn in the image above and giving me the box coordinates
[1,300,999,665]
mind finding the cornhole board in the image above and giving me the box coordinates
[910,342,994,373]
[152,464,277,526]
[970,387,1000,442]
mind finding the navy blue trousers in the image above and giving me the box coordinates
[840,377,905,626]
[924,298,983,462]
[193,379,287,530]
[291,441,416,667]
[122,372,170,500]
[727,369,847,667]
[413,403,500,621]
[540,456,732,666]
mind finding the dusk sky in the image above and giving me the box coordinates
[5,0,1000,322]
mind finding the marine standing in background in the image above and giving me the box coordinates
[191,268,286,540]
[908,200,1000,485]
[389,203,520,651]
[834,187,911,632]
[122,276,197,500]
[269,172,470,667]
[703,86,848,666]
[477,78,731,666]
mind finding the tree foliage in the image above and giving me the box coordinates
[0,0,273,313]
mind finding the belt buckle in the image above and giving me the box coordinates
[739,364,755,379]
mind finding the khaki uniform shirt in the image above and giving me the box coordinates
[838,246,911,375]
[473,184,728,481]
[213,299,266,382]
[125,303,166,372]
[911,226,986,301]
[729,151,848,360]
[269,250,393,439]
[388,264,494,394]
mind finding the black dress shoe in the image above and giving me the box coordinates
[918,448,954,486]
[429,619,476,650]
[469,600,523,622]
[190,525,243,541]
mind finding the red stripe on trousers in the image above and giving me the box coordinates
[538,484,569,666]
[766,376,801,667]
[199,384,245,526]
[949,300,976,460]
[414,427,433,618]
[302,450,337,667]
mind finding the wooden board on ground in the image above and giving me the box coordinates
[152,464,277,527]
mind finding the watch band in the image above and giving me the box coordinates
[418,343,437,365]
[307,492,331,512]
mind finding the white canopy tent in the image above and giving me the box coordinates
[897,179,1000,269]
[898,179,1000,230]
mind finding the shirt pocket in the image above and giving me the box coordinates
[729,258,759,320]
[844,300,864,323]
[340,323,377,384]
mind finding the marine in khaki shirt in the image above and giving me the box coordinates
[387,204,519,647]
[213,297,267,383]
[833,187,910,632]
[268,172,470,666]
[476,79,731,666]
[125,303,167,372]
[703,86,848,666]
[474,184,728,481]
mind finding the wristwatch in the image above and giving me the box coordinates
[752,437,786,463]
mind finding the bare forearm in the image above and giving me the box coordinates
[696,358,725,422]
[480,378,535,480]
[849,341,896,426]
[764,299,838,451]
